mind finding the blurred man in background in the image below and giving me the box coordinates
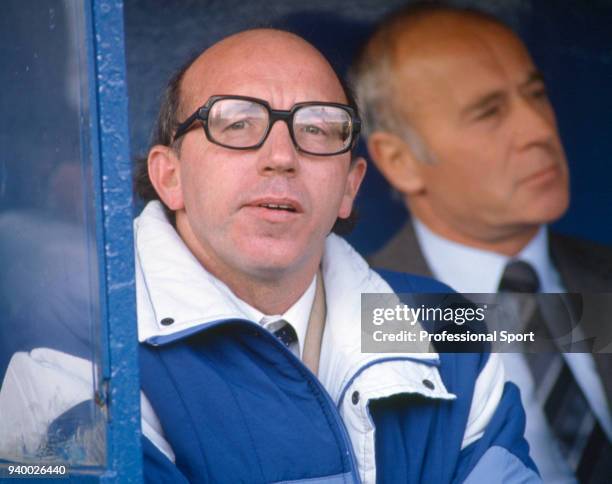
[353,4,611,482]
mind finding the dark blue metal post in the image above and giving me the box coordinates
[90,0,142,481]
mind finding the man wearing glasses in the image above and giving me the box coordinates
[1,28,536,483]
[129,28,539,483]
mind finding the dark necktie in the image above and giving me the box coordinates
[499,260,611,482]
[273,321,298,349]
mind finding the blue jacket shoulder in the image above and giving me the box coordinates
[374,268,454,294]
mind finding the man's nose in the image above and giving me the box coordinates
[513,95,559,149]
[257,120,299,175]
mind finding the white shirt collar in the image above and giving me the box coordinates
[413,218,564,293]
[227,275,316,358]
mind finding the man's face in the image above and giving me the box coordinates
[398,23,569,242]
[168,33,364,284]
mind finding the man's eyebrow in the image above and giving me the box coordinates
[520,71,545,88]
[459,72,545,119]
[460,91,506,119]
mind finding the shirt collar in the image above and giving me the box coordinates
[413,218,564,293]
[229,275,316,358]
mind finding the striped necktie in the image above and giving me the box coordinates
[499,260,612,482]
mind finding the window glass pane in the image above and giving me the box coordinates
[0,0,105,466]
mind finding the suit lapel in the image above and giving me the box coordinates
[549,232,612,292]
[549,232,612,411]
[368,221,433,277]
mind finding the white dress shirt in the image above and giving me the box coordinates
[223,275,317,359]
[413,218,611,483]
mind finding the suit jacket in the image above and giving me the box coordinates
[369,221,612,409]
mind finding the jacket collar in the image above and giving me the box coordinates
[135,201,256,343]
[135,201,446,403]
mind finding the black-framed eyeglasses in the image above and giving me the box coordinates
[173,95,361,156]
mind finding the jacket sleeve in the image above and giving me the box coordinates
[368,270,539,482]
[0,348,93,460]
[142,436,190,484]
[369,351,540,483]
[453,380,541,483]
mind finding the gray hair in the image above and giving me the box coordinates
[351,3,509,165]
[350,23,433,164]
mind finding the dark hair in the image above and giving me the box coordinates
[133,53,195,224]
[133,45,360,234]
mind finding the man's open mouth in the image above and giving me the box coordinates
[258,203,297,212]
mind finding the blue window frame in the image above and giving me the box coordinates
[0,1,141,481]
[90,0,142,480]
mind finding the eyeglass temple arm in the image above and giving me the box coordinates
[351,118,362,147]
[173,110,203,142]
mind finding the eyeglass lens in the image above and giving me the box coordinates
[207,99,352,154]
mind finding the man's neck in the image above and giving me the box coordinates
[411,207,539,257]
[193,249,319,315]
[219,268,317,316]
[176,226,319,316]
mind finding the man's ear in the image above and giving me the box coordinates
[147,145,184,210]
[367,131,425,195]
[338,157,367,219]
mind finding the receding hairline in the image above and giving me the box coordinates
[177,28,347,118]
[353,6,519,132]
[368,8,517,77]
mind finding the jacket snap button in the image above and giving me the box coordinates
[351,391,360,405]
[422,379,435,390]
[160,317,174,326]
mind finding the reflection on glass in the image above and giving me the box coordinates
[0,0,105,466]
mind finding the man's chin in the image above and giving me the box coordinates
[233,245,311,278]
[226,232,325,279]
[509,183,569,225]
[529,193,569,225]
